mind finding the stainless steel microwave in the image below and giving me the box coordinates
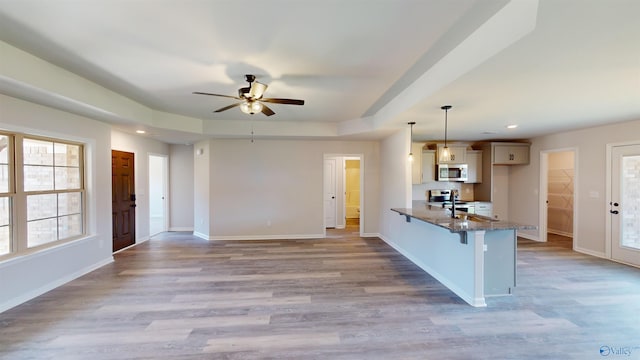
[436,164,468,182]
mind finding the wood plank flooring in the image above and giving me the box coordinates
[1,230,639,359]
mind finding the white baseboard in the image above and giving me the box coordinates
[361,232,380,238]
[574,246,606,259]
[193,231,209,240]
[169,227,194,232]
[517,232,542,242]
[0,257,114,313]
[548,229,573,238]
[204,234,325,241]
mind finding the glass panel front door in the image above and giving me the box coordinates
[611,144,640,266]
[621,155,640,250]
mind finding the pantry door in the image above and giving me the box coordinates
[609,143,640,267]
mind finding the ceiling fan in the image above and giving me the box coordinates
[193,74,305,116]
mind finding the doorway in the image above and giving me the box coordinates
[539,149,576,245]
[112,150,136,252]
[344,158,361,229]
[607,143,640,267]
[323,154,363,236]
[149,154,168,237]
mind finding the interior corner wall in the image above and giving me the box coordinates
[509,118,640,257]
[203,139,379,239]
[378,129,412,241]
[169,144,194,231]
[110,129,169,243]
[0,94,113,312]
[193,140,211,239]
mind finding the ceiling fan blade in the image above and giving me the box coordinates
[193,91,242,100]
[261,104,275,116]
[261,98,305,106]
[249,81,268,99]
[213,103,241,113]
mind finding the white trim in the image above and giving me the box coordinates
[208,234,325,241]
[112,236,149,254]
[574,246,607,260]
[517,232,541,242]
[0,257,114,313]
[361,232,380,238]
[605,142,615,259]
[193,231,209,240]
[547,229,573,238]
[168,227,194,232]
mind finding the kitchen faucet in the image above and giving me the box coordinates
[450,189,458,218]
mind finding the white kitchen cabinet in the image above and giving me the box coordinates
[493,143,530,165]
[465,150,482,183]
[411,142,424,184]
[421,150,436,183]
[437,144,467,164]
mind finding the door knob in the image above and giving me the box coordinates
[610,210,619,214]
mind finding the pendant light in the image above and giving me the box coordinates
[440,105,452,162]
[408,121,416,162]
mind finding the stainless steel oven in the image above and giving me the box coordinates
[436,164,468,182]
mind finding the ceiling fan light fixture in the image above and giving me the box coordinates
[240,100,263,115]
[249,81,268,99]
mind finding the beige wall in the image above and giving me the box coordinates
[169,144,194,231]
[193,138,380,239]
[510,118,640,256]
[0,94,113,312]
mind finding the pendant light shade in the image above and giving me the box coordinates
[440,105,452,162]
[408,121,416,162]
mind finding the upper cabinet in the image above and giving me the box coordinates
[436,144,467,164]
[492,143,530,165]
[465,150,482,183]
[421,150,436,183]
[411,142,424,185]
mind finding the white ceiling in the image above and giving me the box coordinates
[0,0,639,144]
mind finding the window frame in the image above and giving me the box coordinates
[0,132,86,260]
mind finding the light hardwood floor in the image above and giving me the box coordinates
[1,230,639,359]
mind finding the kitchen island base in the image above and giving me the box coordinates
[389,207,532,307]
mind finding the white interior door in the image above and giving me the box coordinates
[149,154,168,236]
[324,158,337,228]
[610,144,640,266]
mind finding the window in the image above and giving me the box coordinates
[0,132,85,258]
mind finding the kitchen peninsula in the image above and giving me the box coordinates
[390,201,536,307]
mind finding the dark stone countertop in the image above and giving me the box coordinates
[391,201,537,233]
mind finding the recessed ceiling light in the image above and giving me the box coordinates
[136,130,146,134]
[506,124,518,129]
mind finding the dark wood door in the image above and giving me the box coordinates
[112,150,136,252]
